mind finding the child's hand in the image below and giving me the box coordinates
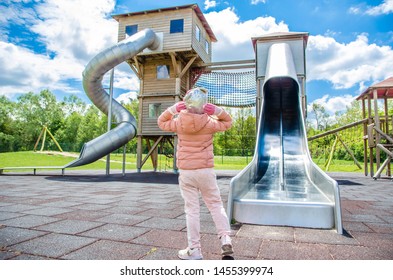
[204,103,222,116]
[176,101,187,112]
[168,102,186,115]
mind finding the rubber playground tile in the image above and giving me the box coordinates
[136,208,185,219]
[0,215,60,229]
[34,219,105,235]
[351,232,393,249]
[69,203,113,211]
[39,201,84,208]
[364,222,393,234]
[132,229,187,249]
[10,233,97,258]
[257,240,333,260]
[22,206,74,217]
[236,224,295,242]
[139,247,180,260]
[62,240,153,260]
[294,228,359,246]
[134,217,186,231]
[326,244,392,260]
[53,209,112,221]
[0,226,48,247]
[230,237,263,259]
[96,213,151,226]
[343,221,374,233]
[0,203,43,213]
[0,211,26,221]
[79,224,150,242]
[102,205,146,215]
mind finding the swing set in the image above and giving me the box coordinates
[308,119,366,172]
[33,125,63,152]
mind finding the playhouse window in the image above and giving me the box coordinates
[195,25,201,41]
[157,65,170,79]
[205,39,209,54]
[149,103,162,118]
[170,19,184,33]
[125,25,138,37]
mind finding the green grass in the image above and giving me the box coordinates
[0,151,363,173]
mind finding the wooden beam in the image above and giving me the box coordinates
[336,133,362,169]
[179,56,197,79]
[132,57,142,79]
[169,52,179,76]
[373,89,381,171]
[140,136,164,168]
[373,125,393,144]
[307,118,368,141]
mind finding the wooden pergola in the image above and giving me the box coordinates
[356,77,393,179]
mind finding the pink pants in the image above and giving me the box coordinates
[178,168,231,249]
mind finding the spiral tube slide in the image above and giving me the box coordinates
[65,29,160,168]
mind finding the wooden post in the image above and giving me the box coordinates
[40,126,47,152]
[367,94,374,176]
[373,89,381,175]
[384,92,390,176]
[361,98,368,176]
[325,135,338,172]
[137,136,143,172]
[336,133,362,169]
[45,126,63,152]
[136,64,144,173]
[34,126,45,152]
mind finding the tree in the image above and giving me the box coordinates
[13,90,64,150]
[213,107,256,156]
[76,106,106,147]
[310,103,330,130]
[0,96,16,152]
[55,95,87,151]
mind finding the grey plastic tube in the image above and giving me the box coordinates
[65,29,160,168]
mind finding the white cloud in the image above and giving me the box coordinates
[308,94,356,115]
[116,91,138,104]
[0,0,120,97]
[251,0,266,5]
[31,0,117,62]
[205,7,289,61]
[365,0,393,15]
[307,34,393,90]
[0,41,83,96]
[204,0,217,10]
[349,0,393,15]
[307,94,356,125]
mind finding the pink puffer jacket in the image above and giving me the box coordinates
[157,109,232,170]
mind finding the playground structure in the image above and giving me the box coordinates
[307,77,393,180]
[357,77,393,179]
[227,33,343,233]
[0,4,343,233]
[112,4,216,172]
[6,3,393,233]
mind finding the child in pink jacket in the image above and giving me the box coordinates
[157,87,233,260]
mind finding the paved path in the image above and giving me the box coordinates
[0,170,392,260]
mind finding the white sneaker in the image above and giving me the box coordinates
[220,235,234,256]
[178,247,203,260]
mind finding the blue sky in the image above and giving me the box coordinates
[1,0,393,116]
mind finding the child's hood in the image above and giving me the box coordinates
[178,111,210,133]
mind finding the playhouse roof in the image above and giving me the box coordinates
[112,4,217,42]
[251,32,309,50]
[356,77,393,100]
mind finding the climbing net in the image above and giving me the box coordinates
[191,69,257,107]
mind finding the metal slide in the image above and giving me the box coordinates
[228,43,343,233]
[65,29,160,168]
